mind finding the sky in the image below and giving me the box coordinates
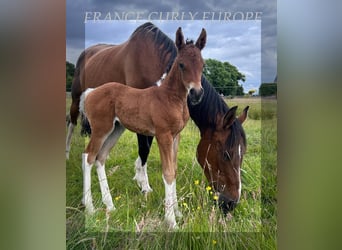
[66,0,276,93]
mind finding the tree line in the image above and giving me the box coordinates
[67,59,277,96]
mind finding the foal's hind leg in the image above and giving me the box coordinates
[82,122,114,213]
[82,152,95,214]
[134,134,153,193]
[95,122,126,211]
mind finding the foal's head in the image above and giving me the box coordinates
[174,27,206,105]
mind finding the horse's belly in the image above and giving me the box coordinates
[115,112,155,136]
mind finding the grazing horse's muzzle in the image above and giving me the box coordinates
[218,194,238,215]
[188,87,204,105]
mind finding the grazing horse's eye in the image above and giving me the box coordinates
[223,151,231,161]
[179,63,185,70]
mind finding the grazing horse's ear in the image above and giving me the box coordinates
[175,27,185,50]
[195,28,207,50]
[223,106,238,130]
[238,106,249,124]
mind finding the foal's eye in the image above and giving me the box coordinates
[179,63,185,70]
[223,151,231,161]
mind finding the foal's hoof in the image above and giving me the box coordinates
[85,206,95,215]
[166,221,178,230]
[106,205,116,212]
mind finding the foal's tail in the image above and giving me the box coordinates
[79,88,94,136]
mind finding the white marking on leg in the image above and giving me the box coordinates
[133,157,153,193]
[82,153,95,214]
[95,161,115,211]
[162,175,177,229]
[66,122,75,159]
[172,179,182,218]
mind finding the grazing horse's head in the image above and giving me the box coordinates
[174,27,206,105]
[197,106,249,215]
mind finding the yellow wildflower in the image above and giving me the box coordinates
[213,195,219,201]
[212,240,217,245]
[206,186,212,191]
[114,195,121,201]
[194,180,200,185]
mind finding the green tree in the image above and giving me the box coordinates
[248,89,256,96]
[203,59,245,96]
[259,83,277,96]
[66,61,75,91]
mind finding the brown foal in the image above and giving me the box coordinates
[80,27,206,229]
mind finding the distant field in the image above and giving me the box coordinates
[66,96,277,249]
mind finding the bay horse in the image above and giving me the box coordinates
[188,76,249,214]
[80,27,206,229]
[67,22,249,215]
[66,22,178,161]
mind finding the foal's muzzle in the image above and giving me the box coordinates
[218,194,238,215]
[188,87,204,105]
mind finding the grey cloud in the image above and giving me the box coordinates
[66,0,276,88]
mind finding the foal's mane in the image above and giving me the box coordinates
[188,76,246,149]
[130,22,177,73]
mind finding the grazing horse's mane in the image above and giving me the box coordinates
[188,76,246,150]
[130,22,177,73]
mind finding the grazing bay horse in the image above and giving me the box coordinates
[80,27,206,229]
[188,76,249,214]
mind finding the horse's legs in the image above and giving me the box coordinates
[66,122,75,159]
[95,122,126,211]
[96,122,126,163]
[137,134,154,165]
[82,153,95,214]
[172,134,182,218]
[134,134,153,193]
[156,133,177,229]
[66,97,80,159]
[95,160,115,211]
[82,121,114,213]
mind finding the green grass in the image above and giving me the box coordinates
[66,96,277,249]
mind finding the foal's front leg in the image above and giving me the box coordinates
[172,134,182,219]
[157,134,178,229]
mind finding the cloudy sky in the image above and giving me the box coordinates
[66,0,276,93]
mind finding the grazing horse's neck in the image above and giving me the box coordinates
[188,76,229,135]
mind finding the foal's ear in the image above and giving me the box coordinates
[195,28,207,50]
[223,106,238,130]
[237,106,249,124]
[175,27,185,50]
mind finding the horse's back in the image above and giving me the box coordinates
[79,43,128,90]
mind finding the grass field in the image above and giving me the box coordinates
[66,96,277,249]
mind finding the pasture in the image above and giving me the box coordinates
[66,96,277,249]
